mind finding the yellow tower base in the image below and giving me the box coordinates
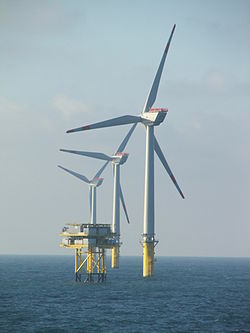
[111,245,120,269]
[143,242,154,277]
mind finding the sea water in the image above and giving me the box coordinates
[0,256,249,332]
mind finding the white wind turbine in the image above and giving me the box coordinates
[60,123,137,268]
[58,161,109,225]
[65,25,184,277]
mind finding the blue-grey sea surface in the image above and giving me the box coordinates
[0,256,249,332]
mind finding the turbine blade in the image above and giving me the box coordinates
[60,149,112,161]
[58,165,90,184]
[154,136,185,199]
[119,183,130,224]
[67,115,141,133]
[116,123,137,153]
[142,24,176,113]
[93,160,109,181]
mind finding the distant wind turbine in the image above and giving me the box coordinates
[60,123,137,268]
[58,161,109,225]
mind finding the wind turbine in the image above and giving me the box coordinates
[65,24,184,277]
[60,123,137,268]
[58,161,109,225]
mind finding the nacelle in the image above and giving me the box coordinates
[141,108,168,126]
[112,152,129,165]
[96,178,104,187]
[91,177,104,187]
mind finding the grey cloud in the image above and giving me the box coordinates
[0,0,85,36]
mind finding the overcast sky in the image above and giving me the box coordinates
[0,0,249,257]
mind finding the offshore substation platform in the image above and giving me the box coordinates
[60,223,116,283]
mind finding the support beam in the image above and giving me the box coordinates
[87,245,93,271]
[75,248,82,281]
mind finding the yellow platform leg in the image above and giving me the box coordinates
[87,245,93,274]
[102,248,106,276]
[75,248,79,273]
[75,248,82,281]
[143,242,154,277]
[111,245,120,269]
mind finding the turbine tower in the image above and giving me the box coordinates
[65,25,184,277]
[60,123,136,268]
[58,161,109,225]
